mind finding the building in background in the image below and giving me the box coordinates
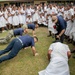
[0,0,75,6]
[0,0,33,6]
[34,0,75,5]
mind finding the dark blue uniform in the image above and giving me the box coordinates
[56,16,67,34]
[28,24,35,30]
[13,28,24,36]
[0,35,35,63]
[19,35,35,48]
[55,16,67,43]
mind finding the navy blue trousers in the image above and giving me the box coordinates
[0,38,23,63]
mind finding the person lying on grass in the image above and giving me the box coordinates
[0,23,38,44]
[38,39,71,75]
[0,35,38,63]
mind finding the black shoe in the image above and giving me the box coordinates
[69,39,73,43]
[47,35,51,37]
[71,50,75,53]
[72,56,75,58]
[73,41,75,45]
[0,31,2,33]
[0,60,2,63]
[52,34,55,38]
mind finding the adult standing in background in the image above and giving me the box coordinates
[65,5,74,42]
[47,4,57,37]
[0,7,6,32]
[52,15,67,43]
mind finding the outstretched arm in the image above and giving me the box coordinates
[47,50,52,61]
[57,29,65,39]
[67,51,71,59]
[32,46,38,56]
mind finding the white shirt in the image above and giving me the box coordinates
[64,10,69,20]
[47,7,57,15]
[68,8,74,19]
[26,17,32,23]
[49,42,70,61]
[26,8,32,16]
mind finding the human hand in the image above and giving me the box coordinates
[56,35,60,39]
[35,53,39,56]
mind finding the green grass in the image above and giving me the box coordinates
[0,27,75,75]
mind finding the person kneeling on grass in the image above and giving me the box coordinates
[0,35,38,63]
[38,39,71,75]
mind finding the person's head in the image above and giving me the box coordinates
[33,21,39,28]
[53,38,61,43]
[49,4,52,9]
[34,36,38,43]
[7,9,10,13]
[27,5,30,9]
[67,4,72,10]
[35,24,39,28]
[52,16,58,23]
[22,24,28,33]
[44,3,47,6]
[64,6,67,11]
[27,14,31,18]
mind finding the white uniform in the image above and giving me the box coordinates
[72,18,75,41]
[44,6,47,11]
[21,9,26,25]
[38,42,70,75]
[12,10,19,26]
[8,12,12,24]
[3,10,8,24]
[44,9,48,26]
[58,8,64,16]
[26,17,33,24]
[38,13,47,26]
[18,10,23,24]
[64,10,68,20]
[0,11,6,27]
[47,7,57,34]
[69,9,74,39]
[32,10,39,22]
[65,8,74,36]
[8,7,12,12]
[30,8,35,14]
[26,8,31,17]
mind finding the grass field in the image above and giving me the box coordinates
[0,27,75,75]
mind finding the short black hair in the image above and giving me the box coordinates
[34,36,38,41]
[53,39,61,43]
[53,36,61,43]
[34,21,38,24]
